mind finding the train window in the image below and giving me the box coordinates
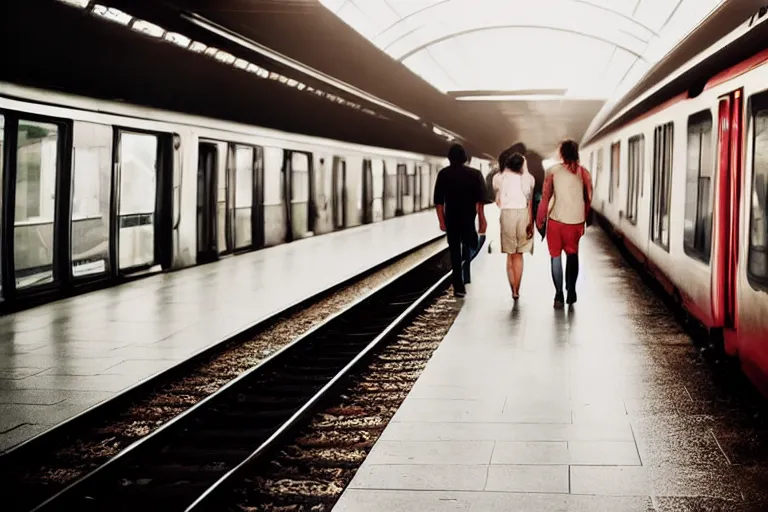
[372,159,384,222]
[748,107,768,283]
[290,151,312,238]
[356,159,364,215]
[71,122,112,278]
[626,135,644,225]
[595,148,603,190]
[117,131,158,271]
[396,163,407,215]
[407,164,415,196]
[651,122,674,250]
[683,111,714,263]
[262,147,283,206]
[609,142,620,203]
[14,120,60,289]
[290,152,310,204]
[332,157,346,229]
[235,145,255,249]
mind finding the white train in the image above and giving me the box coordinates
[581,15,768,395]
[0,82,491,309]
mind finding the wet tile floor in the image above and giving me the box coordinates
[333,226,768,511]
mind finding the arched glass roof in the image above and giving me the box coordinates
[319,0,726,101]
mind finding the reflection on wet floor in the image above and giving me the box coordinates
[333,226,768,512]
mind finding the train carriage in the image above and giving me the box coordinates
[582,14,768,395]
[0,82,486,311]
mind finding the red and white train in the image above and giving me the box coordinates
[581,13,768,395]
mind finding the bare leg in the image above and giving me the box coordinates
[511,253,524,296]
[506,254,516,296]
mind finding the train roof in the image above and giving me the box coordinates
[583,7,768,146]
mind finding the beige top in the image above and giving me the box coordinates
[548,163,588,224]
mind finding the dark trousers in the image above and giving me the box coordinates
[447,228,477,293]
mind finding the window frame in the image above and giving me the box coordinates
[609,142,620,203]
[626,134,644,225]
[2,109,72,297]
[682,109,715,264]
[595,147,604,192]
[650,121,674,252]
[747,91,768,290]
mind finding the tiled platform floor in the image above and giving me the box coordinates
[333,225,768,511]
[0,212,442,453]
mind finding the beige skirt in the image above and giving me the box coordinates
[500,208,533,254]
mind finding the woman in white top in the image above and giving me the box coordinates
[492,153,536,300]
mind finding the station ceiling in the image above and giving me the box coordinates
[319,0,730,156]
[4,0,764,162]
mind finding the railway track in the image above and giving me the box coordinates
[29,247,456,511]
[1,237,445,511]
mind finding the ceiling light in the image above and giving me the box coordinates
[165,32,191,48]
[454,94,606,101]
[214,51,236,65]
[92,5,132,25]
[189,41,207,53]
[132,20,165,38]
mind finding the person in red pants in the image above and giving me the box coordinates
[536,140,593,308]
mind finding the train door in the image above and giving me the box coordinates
[252,146,265,250]
[0,114,67,300]
[384,162,396,219]
[217,144,233,256]
[413,165,422,211]
[197,142,218,263]
[114,129,172,275]
[232,144,264,251]
[286,151,314,241]
[421,165,430,209]
[362,159,374,224]
[395,163,406,216]
[70,122,112,283]
[332,157,346,229]
[372,160,385,222]
[712,88,744,332]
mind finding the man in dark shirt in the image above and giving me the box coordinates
[434,144,488,297]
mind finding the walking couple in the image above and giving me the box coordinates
[434,140,593,309]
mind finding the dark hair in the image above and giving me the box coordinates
[508,142,527,155]
[448,143,468,165]
[497,148,512,170]
[505,152,525,173]
[560,139,580,164]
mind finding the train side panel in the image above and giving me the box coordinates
[734,71,768,393]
